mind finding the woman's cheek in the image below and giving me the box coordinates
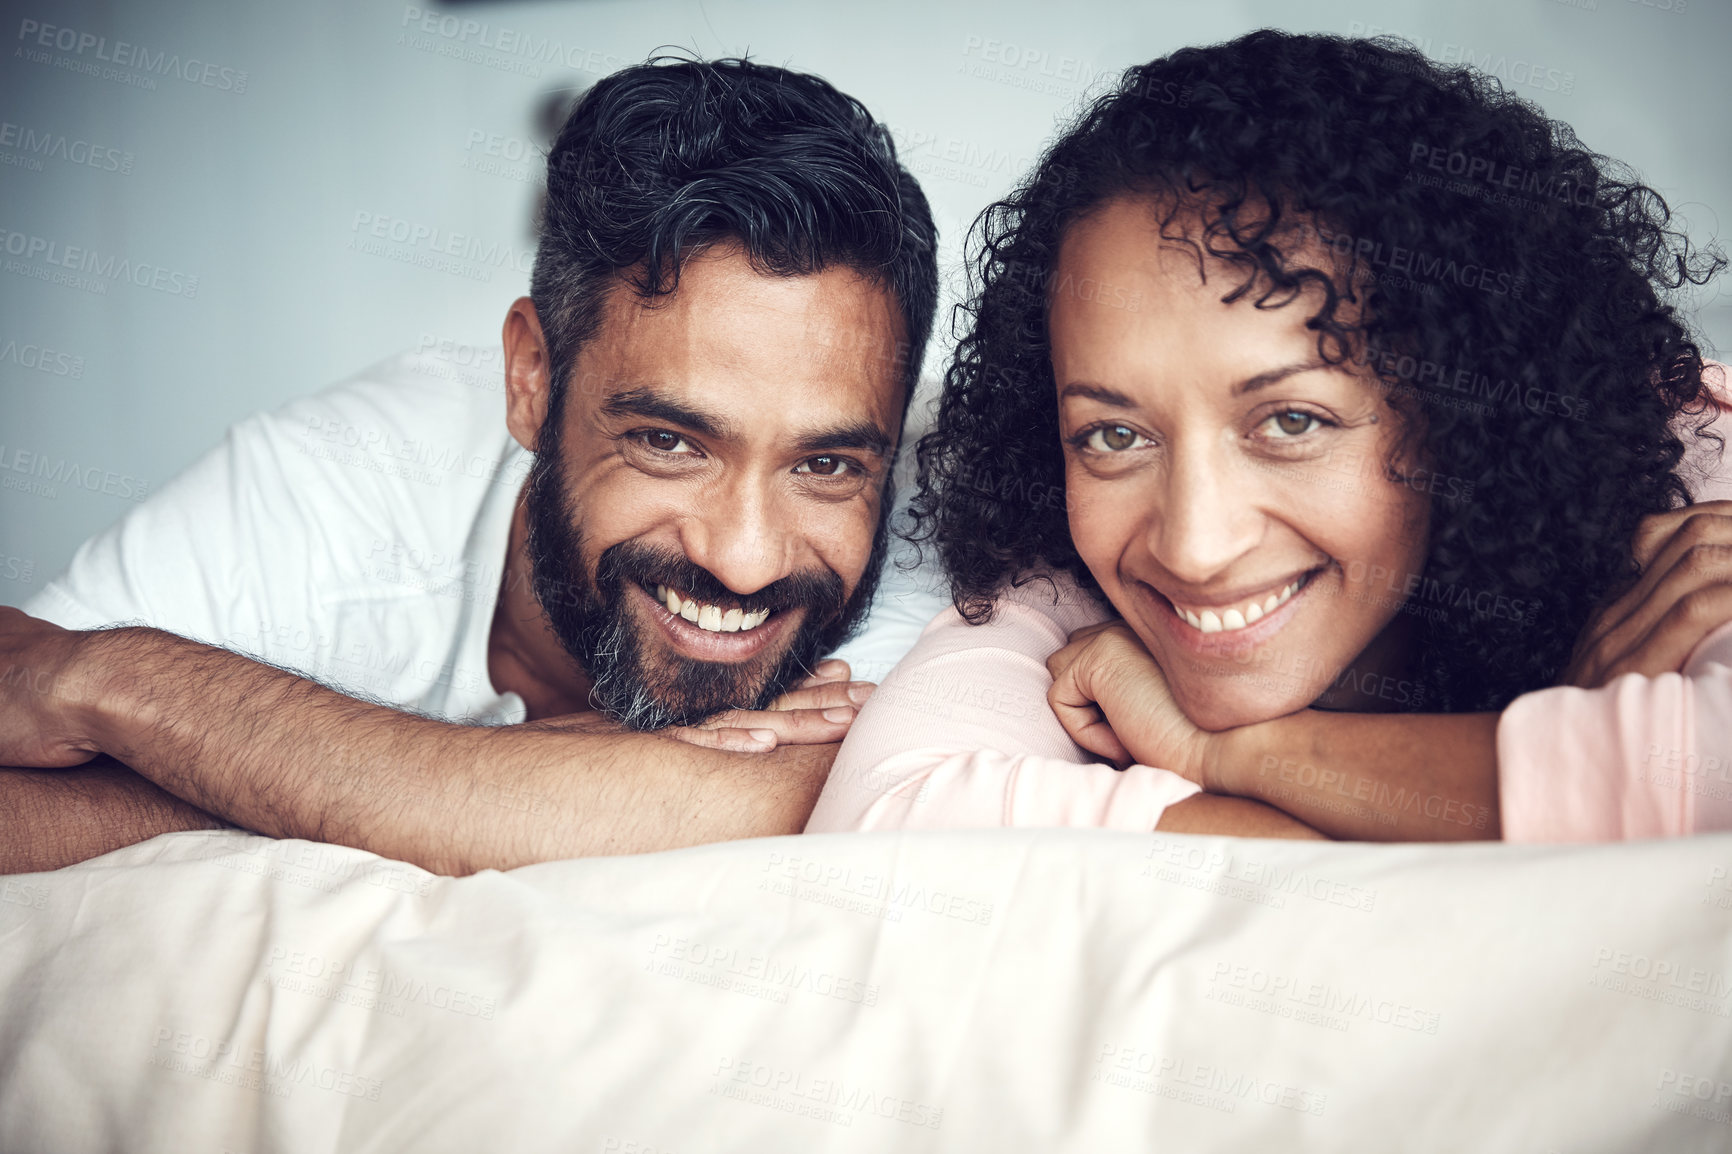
[1064,469,1128,575]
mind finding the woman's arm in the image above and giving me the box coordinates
[806,577,1322,838]
[1051,617,1732,843]
[1046,621,1497,841]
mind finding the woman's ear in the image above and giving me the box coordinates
[501,297,553,453]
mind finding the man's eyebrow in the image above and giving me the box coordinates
[790,420,894,458]
[599,388,729,439]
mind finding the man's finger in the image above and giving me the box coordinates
[697,706,855,745]
[663,725,778,752]
[793,660,852,691]
[767,681,875,713]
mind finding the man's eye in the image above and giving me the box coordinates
[1085,424,1148,452]
[639,430,693,454]
[796,455,852,477]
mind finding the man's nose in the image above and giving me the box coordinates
[676,476,796,596]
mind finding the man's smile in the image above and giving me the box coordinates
[635,581,797,662]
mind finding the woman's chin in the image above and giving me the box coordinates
[1172,684,1315,733]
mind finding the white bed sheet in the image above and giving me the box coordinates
[3,827,1732,1152]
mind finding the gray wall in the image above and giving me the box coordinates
[3,0,1728,606]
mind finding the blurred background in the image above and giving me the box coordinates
[2,0,1729,607]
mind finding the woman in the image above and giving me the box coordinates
[806,30,1731,842]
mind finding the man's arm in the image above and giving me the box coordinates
[3,615,833,876]
[0,757,228,873]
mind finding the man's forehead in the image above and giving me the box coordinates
[576,248,907,431]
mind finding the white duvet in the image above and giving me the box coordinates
[3,827,1732,1152]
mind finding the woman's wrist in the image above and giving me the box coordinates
[1198,712,1289,799]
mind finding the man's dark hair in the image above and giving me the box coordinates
[530,56,939,422]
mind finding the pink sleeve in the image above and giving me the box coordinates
[804,573,1203,834]
[1497,620,1732,841]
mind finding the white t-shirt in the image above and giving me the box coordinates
[25,349,951,724]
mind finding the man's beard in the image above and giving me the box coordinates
[521,426,887,730]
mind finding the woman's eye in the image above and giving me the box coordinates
[639,430,692,454]
[796,455,852,477]
[1085,424,1148,452]
[1265,410,1319,437]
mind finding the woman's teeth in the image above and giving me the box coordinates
[655,584,771,633]
[1173,573,1311,634]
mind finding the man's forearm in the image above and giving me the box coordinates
[1208,710,1502,841]
[1,756,226,874]
[72,628,830,875]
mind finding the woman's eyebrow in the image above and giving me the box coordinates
[1057,381,1136,406]
[1232,360,1333,397]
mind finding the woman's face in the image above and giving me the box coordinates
[1049,197,1431,730]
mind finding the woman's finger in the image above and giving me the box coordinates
[1593,581,1732,683]
[1573,534,1732,685]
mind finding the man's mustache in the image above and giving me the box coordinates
[597,540,846,621]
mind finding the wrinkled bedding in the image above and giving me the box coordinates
[3,827,1732,1151]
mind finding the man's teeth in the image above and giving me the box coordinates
[655,585,771,633]
[1174,574,1311,635]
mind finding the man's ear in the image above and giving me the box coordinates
[502,297,553,453]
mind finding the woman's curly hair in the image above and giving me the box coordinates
[910,28,1726,713]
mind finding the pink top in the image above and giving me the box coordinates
[809,364,1732,843]
[1499,364,1732,840]
[804,574,1203,834]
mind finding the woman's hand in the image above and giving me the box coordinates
[1562,501,1732,687]
[1046,621,1213,786]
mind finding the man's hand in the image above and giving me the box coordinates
[1046,622,1212,786]
[0,607,104,769]
[666,659,875,751]
[1561,501,1732,687]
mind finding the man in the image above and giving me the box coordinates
[0,57,944,874]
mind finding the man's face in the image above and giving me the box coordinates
[515,243,906,728]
